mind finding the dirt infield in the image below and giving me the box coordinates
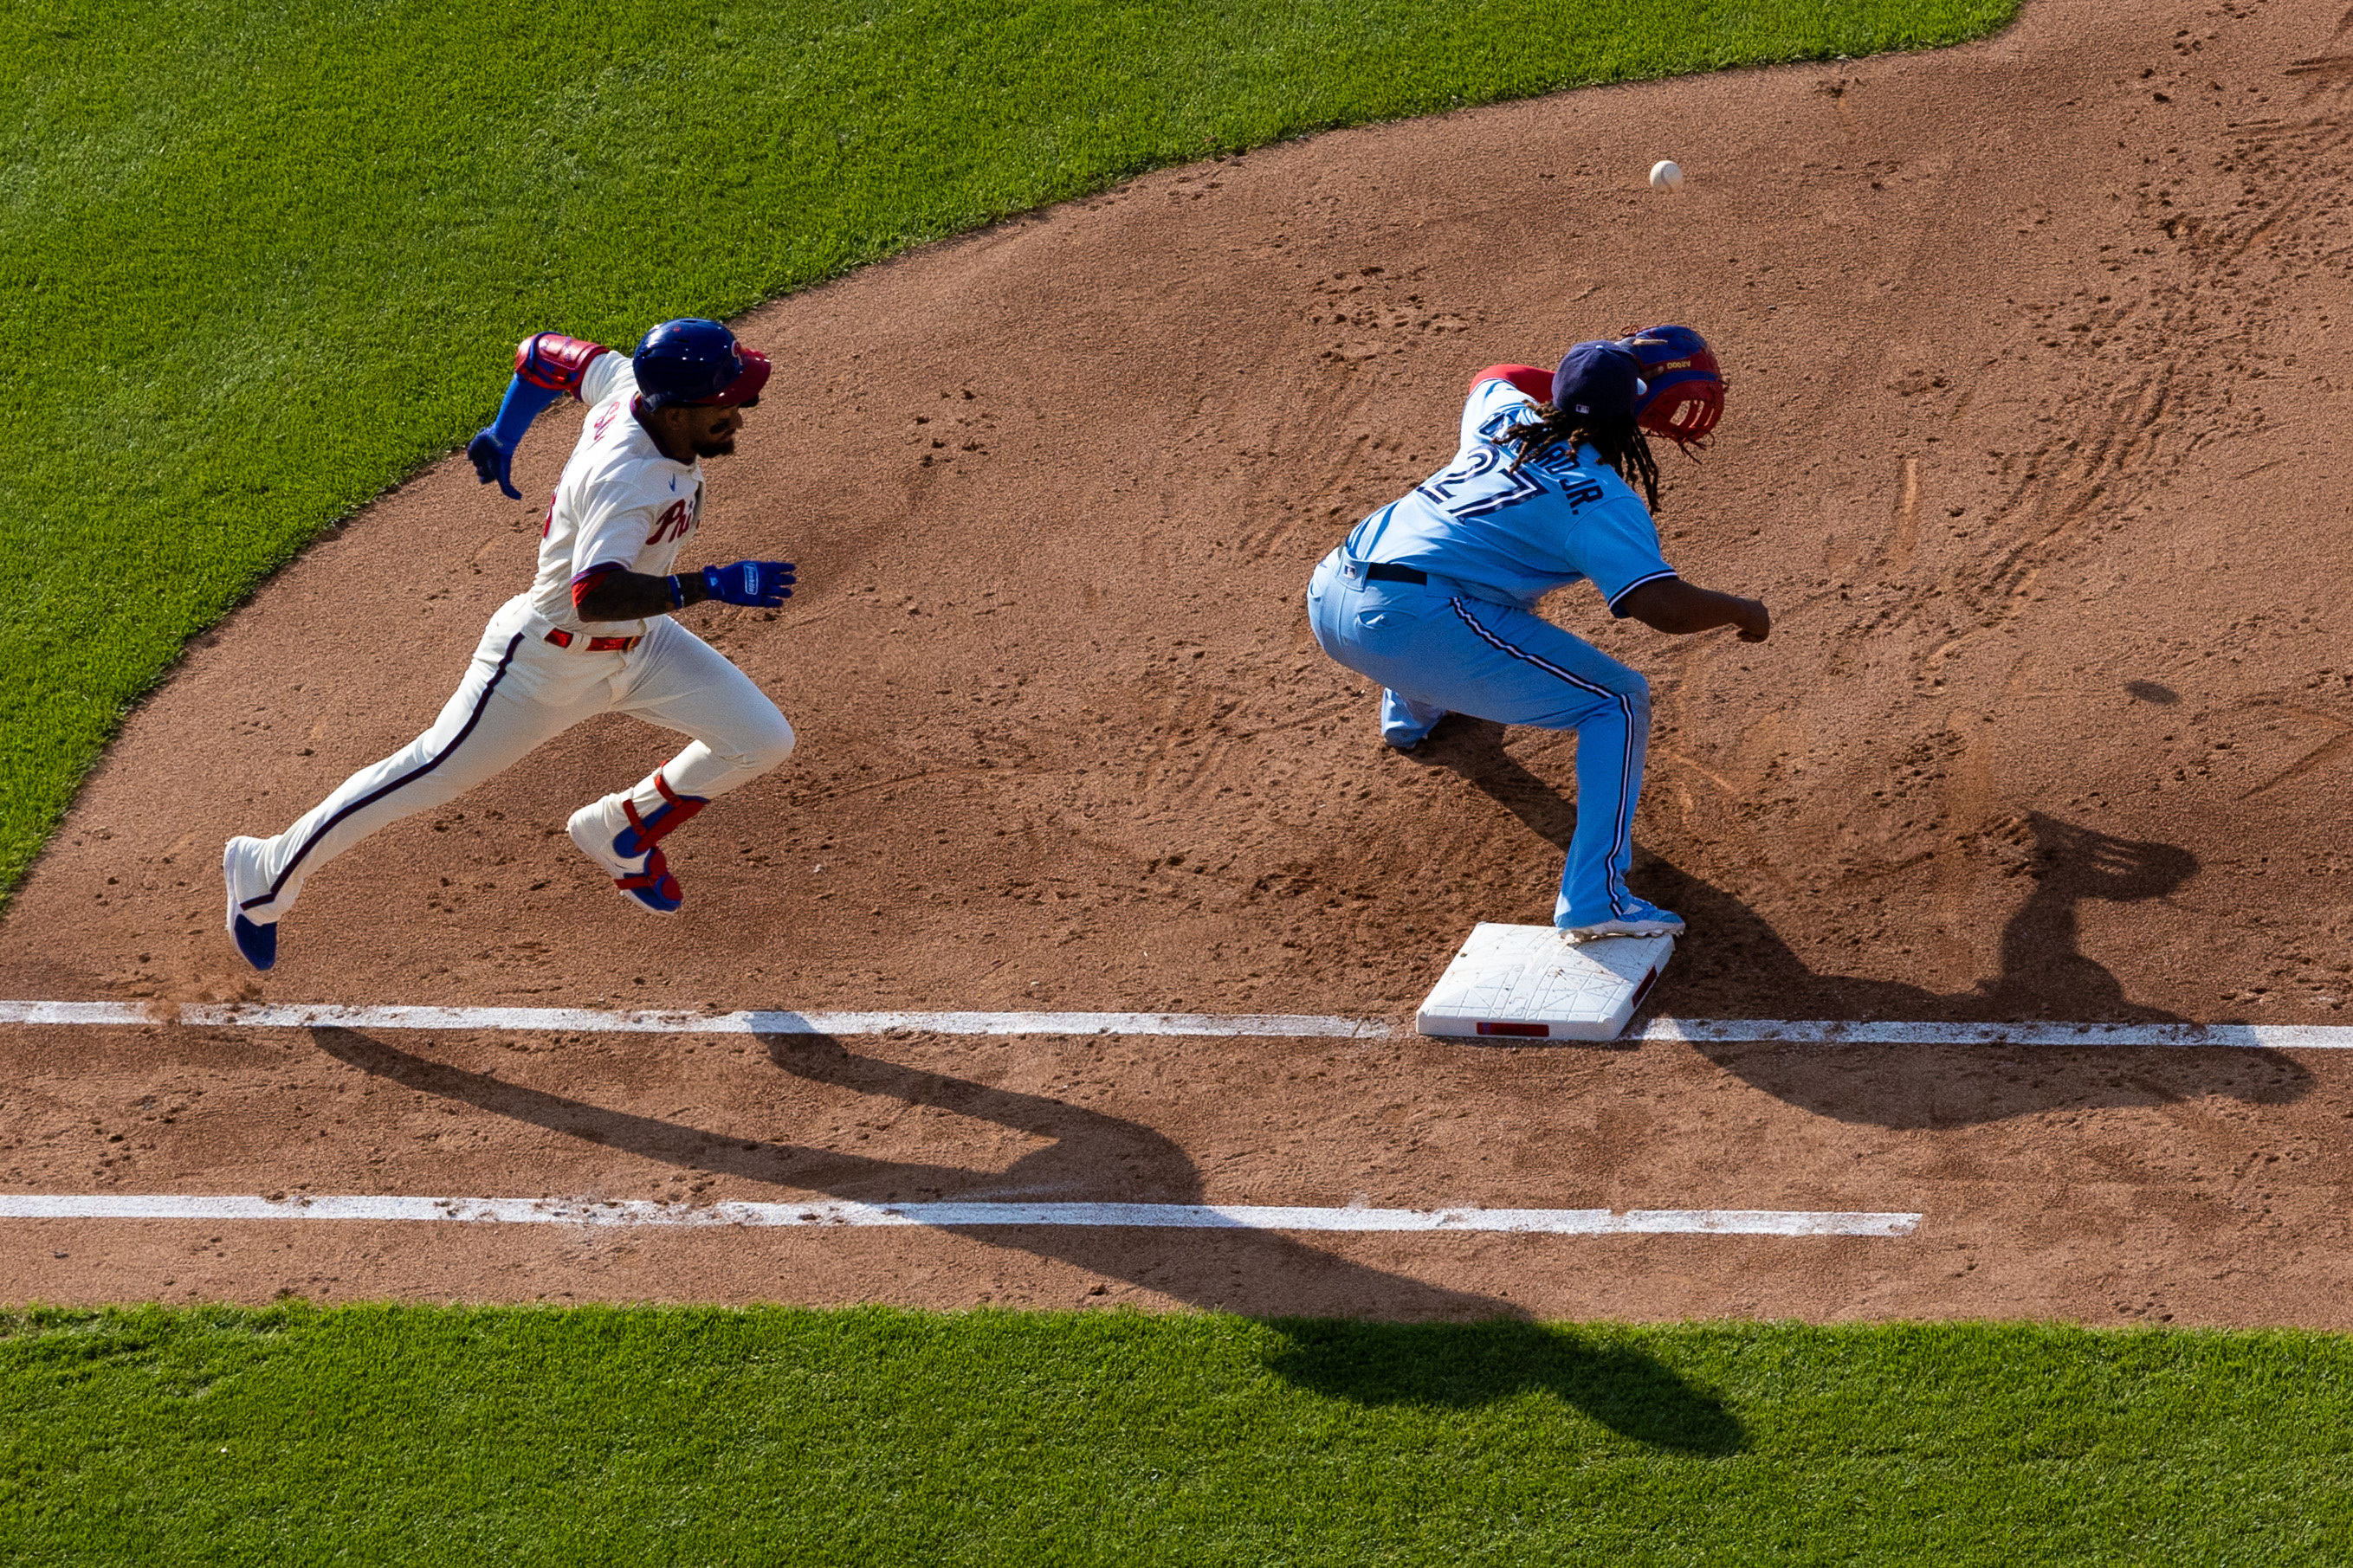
[5,0,2352,1324]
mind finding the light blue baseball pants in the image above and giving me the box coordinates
[1306,549,1651,928]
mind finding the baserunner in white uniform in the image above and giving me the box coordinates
[221,319,798,971]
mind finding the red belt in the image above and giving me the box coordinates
[543,628,642,653]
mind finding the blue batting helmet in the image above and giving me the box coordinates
[634,318,771,410]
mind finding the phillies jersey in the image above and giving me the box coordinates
[527,352,704,635]
[1342,373,1676,613]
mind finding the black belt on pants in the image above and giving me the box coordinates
[1363,563,1428,585]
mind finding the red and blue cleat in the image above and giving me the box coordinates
[566,775,707,917]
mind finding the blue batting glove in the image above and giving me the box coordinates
[701,560,795,608]
[467,429,521,500]
[470,373,563,501]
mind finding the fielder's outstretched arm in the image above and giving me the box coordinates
[1616,577,1770,642]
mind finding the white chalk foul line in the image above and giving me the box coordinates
[0,1000,155,1026]
[1638,1018,2353,1049]
[0,1193,1918,1236]
[0,1001,1387,1039]
[2,1001,2344,1048]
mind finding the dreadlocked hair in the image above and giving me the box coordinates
[1500,404,1662,512]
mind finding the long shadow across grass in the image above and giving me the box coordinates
[309,1023,1743,1452]
[1404,716,2312,1127]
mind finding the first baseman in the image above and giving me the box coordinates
[221,319,798,971]
[1304,327,1768,941]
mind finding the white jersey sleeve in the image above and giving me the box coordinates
[579,348,634,410]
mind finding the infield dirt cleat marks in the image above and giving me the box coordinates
[15,0,2353,1326]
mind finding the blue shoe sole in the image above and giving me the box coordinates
[231,914,277,971]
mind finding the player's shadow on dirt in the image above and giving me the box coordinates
[1634,817,2314,1127]
[307,1024,1743,1451]
[1644,811,2208,1024]
[1410,719,2200,1010]
[1404,716,1581,849]
[1392,727,2313,1126]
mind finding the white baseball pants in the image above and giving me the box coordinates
[235,594,794,924]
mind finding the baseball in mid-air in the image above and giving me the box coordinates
[1649,159,1685,192]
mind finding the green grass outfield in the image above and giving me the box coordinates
[1,1305,2348,1564]
[0,0,2019,898]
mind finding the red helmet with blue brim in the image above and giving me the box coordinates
[1619,324,1723,443]
[635,318,772,410]
[696,347,769,408]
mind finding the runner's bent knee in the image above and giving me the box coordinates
[734,707,796,773]
[688,700,795,776]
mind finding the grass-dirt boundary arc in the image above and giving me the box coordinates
[0,0,2020,900]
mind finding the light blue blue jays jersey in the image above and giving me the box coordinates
[1342,374,1677,612]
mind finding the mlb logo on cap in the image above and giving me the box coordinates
[1551,341,1648,420]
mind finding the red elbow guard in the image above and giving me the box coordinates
[516,332,612,398]
[1471,364,1555,404]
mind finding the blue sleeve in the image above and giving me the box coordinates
[488,374,562,448]
[1571,494,1678,616]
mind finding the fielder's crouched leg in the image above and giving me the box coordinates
[1307,549,1679,939]
[1380,689,1450,750]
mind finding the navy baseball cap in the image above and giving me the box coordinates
[1551,340,1648,421]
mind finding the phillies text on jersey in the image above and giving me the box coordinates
[528,353,705,635]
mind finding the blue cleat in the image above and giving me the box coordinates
[222,836,279,971]
[567,790,700,917]
[1380,689,1448,750]
[1559,899,1684,945]
[230,913,278,971]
